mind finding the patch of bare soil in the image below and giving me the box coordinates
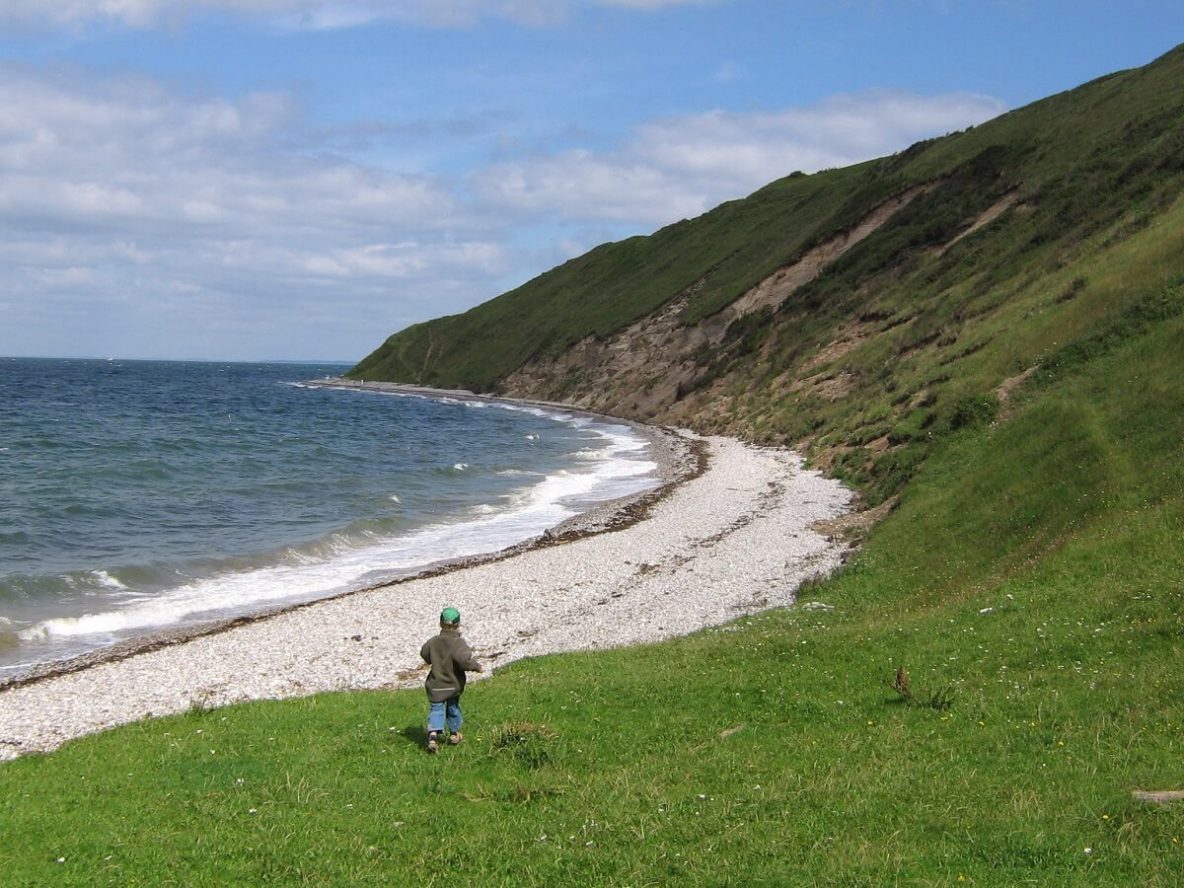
[728,184,936,320]
[811,495,899,544]
[865,435,892,454]
[792,370,858,401]
[994,366,1038,421]
[797,321,876,375]
[501,184,939,423]
[931,191,1023,257]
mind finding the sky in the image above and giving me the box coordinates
[0,2,1181,362]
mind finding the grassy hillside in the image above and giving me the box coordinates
[350,45,1184,409]
[348,159,880,391]
[2,44,1184,887]
[349,44,1184,516]
[1,284,1181,884]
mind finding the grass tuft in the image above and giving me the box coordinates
[487,722,559,770]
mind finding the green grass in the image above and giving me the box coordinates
[708,178,1184,503]
[3,306,1183,886]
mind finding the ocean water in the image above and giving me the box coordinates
[0,358,659,680]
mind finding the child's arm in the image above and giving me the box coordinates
[457,640,483,673]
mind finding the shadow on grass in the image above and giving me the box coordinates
[397,724,431,751]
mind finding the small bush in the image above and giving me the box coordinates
[889,666,913,702]
[888,667,954,711]
[949,393,999,430]
[924,686,955,711]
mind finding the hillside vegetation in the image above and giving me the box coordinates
[2,45,1183,887]
[352,43,1184,504]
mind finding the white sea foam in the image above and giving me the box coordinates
[22,501,562,643]
[60,570,130,592]
[89,570,129,591]
[485,402,552,420]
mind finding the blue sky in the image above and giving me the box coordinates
[0,1,1181,362]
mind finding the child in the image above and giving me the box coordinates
[420,606,483,753]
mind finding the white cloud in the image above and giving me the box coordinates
[0,60,1007,361]
[0,67,450,228]
[474,90,1008,227]
[596,0,721,8]
[272,0,574,30]
[0,0,732,30]
[0,0,575,30]
[0,64,508,359]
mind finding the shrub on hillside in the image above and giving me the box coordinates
[949,393,999,430]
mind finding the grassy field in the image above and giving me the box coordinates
[2,279,1181,885]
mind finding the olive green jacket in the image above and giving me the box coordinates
[420,626,483,703]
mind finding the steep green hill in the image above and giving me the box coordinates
[352,45,1184,508]
[349,158,880,390]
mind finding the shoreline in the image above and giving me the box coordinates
[0,390,853,763]
[0,386,697,693]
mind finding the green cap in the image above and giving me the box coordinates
[440,606,461,625]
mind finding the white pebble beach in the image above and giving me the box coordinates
[0,430,853,762]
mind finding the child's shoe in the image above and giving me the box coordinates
[448,731,463,746]
[426,732,440,753]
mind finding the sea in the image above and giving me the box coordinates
[0,358,660,682]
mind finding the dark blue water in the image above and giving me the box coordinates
[0,358,657,678]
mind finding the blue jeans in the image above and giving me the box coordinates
[428,696,463,734]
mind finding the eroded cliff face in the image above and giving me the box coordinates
[498,183,938,427]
